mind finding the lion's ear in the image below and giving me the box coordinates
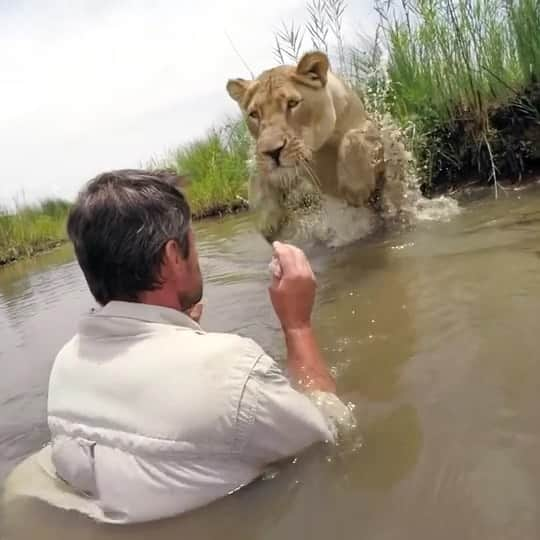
[226,79,251,105]
[295,51,329,87]
[152,169,192,191]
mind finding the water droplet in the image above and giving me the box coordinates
[262,468,280,481]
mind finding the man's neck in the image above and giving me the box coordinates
[137,289,182,312]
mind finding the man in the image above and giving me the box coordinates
[4,169,353,525]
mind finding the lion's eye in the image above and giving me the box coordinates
[248,110,259,120]
[287,99,300,109]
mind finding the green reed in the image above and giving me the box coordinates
[149,119,251,218]
[380,0,540,129]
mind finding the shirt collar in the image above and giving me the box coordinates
[90,300,203,332]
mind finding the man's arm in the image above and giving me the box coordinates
[240,244,354,463]
[283,327,336,393]
[268,242,336,394]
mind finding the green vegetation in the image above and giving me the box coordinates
[382,0,539,125]
[148,119,251,218]
[0,199,70,265]
[381,0,540,194]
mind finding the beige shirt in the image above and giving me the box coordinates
[8,301,353,524]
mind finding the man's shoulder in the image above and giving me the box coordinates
[194,329,271,372]
[51,334,79,365]
[51,325,275,396]
[202,329,265,354]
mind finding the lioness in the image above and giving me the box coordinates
[226,51,407,243]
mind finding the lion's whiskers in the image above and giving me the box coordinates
[300,161,322,192]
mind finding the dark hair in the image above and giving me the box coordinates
[67,169,191,305]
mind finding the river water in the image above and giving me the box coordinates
[1,184,540,539]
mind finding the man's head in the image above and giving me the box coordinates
[67,169,202,312]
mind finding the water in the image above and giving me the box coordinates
[2,183,540,539]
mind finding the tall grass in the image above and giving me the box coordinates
[379,0,540,127]
[378,0,540,190]
[149,119,251,217]
[0,198,70,265]
[509,0,540,84]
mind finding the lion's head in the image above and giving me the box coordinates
[226,52,337,191]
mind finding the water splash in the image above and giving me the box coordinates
[281,196,378,248]
[277,184,460,250]
[307,390,358,440]
[408,193,462,222]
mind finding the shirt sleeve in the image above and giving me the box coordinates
[240,352,338,464]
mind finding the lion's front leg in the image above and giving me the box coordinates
[336,121,385,208]
[248,174,287,244]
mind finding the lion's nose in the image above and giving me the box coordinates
[263,141,286,166]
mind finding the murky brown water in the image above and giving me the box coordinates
[2,184,540,539]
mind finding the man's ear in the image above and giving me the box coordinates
[162,238,183,278]
[226,78,252,105]
[295,51,330,88]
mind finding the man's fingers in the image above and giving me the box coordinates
[272,242,296,272]
[272,242,306,276]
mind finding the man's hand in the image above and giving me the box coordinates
[268,241,316,331]
[268,241,335,394]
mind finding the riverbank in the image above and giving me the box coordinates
[0,194,248,268]
[418,81,540,197]
[378,0,540,196]
[2,119,252,267]
[0,200,71,267]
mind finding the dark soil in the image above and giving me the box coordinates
[0,240,65,267]
[420,82,540,197]
[191,199,249,220]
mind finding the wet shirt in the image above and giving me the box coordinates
[40,301,345,524]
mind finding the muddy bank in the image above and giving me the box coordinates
[420,82,540,197]
[191,198,249,220]
[0,241,66,268]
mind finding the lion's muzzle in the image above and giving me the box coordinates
[261,140,287,166]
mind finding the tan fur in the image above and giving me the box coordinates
[226,51,407,242]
